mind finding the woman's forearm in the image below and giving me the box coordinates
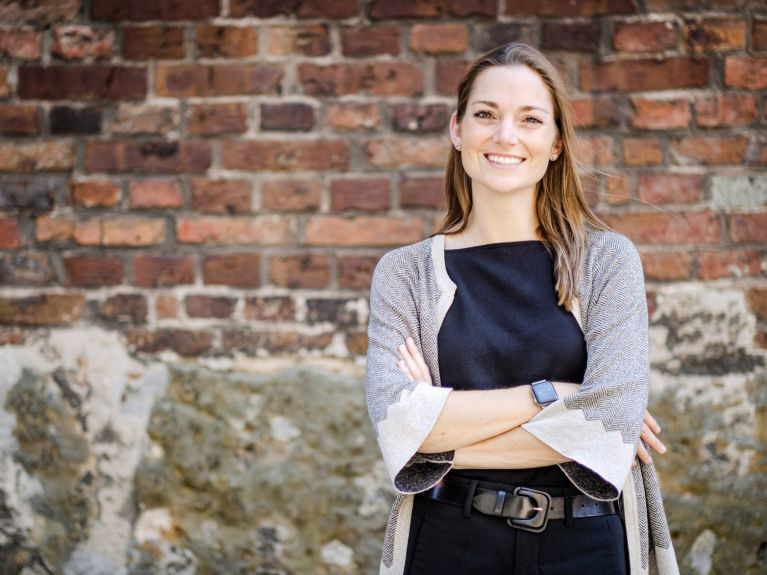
[453,427,571,469]
[419,382,579,454]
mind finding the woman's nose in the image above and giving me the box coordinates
[493,119,519,145]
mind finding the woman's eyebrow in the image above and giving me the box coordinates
[469,100,551,115]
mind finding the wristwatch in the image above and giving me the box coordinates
[530,379,558,407]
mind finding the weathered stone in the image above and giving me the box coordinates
[0,177,59,214]
[711,174,767,209]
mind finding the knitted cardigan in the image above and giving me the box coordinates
[364,230,678,575]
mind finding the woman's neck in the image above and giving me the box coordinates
[447,187,540,248]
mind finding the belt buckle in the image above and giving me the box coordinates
[506,487,551,533]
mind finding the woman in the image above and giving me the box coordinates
[364,43,679,574]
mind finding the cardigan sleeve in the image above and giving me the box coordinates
[364,250,454,494]
[522,232,649,500]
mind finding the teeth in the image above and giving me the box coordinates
[486,154,524,165]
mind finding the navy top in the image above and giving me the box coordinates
[438,240,587,486]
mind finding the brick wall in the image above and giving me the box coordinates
[0,0,765,359]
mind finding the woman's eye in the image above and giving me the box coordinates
[473,110,494,119]
[525,116,543,124]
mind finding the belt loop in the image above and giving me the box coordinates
[463,480,478,518]
[564,492,574,527]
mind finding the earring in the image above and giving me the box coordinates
[455,142,462,151]
[550,153,558,160]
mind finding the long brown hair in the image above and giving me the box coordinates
[436,43,608,310]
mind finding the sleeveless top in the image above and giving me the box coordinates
[438,240,587,486]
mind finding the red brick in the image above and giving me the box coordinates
[127,329,213,357]
[85,141,211,174]
[0,294,85,326]
[0,68,8,97]
[201,253,260,287]
[185,295,236,319]
[100,294,147,324]
[155,293,178,319]
[571,97,620,128]
[612,21,678,53]
[104,217,166,246]
[400,176,445,210]
[753,18,767,51]
[605,174,632,205]
[304,215,422,246]
[602,211,721,245]
[64,255,123,287]
[261,179,321,212]
[0,141,74,173]
[0,218,21,248]
[0,251,53,286]
[35,216,73,243]
[338,255,379,289]
[0,0,79,25]
[260,102,315,132]
[133,254,195,287]
[191,179,251,214]
[50,106,101,135]
[269,253,331,288]
[0,105,38,136]
[222,140,349,172]
[0,29,42,60]
[729,213,767,243]
[325,102,381,131]
[123,26,184,60]
[222,329,332,355]
[71,180,121,208]
[266,24,330,56]
[472,22,533,53]
[695,93,758,128]
[622,139,662,167]
[724,56,767,89]
[639,251,693,280]
[630,98,690,130]
[231,0,356,18]
[52,25,114,60]
[670,136,749,165]
[91,0,219,21]
[698,250,761,280]
[299,63,423,97]
[129,179,183,209]
[113,104,179,135]
[0,332,25,345]
[370,0,496,18]
[541,21,600,52]
[155,64,282,97]
[436,59,470,95]
[366,137,446,169]
[72,219,101,245]
[410,23,468,54]
[331,177,390,211]
[683,18,746,52]
[747,288,767,320]
[306,297,363,326]
[574,136,615,167]
[177,217,292,245]
[341,26,399,57]
[244,296,294,321]
[18,65,147,100]
[392,103,448,133]
[645,0,746,8]
[580,57,708,92]
[187,103,247,135]
[637,174,702,205]
[196,25,257,58]
[346,332,368,356]
[504,0,633,16]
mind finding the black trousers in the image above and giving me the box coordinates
[405,487,629,575]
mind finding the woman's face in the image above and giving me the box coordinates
[450,65,562,200]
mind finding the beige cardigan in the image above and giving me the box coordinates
[364,231,678,574]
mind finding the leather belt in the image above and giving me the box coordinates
[417,479,618,533]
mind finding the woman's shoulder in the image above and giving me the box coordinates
[585,229,642,268]
[370,236,434,284]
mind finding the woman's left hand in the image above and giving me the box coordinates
[636,410,666,466]
[396,337,433,385]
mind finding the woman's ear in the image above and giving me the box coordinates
[449,111,461,150]
[551,136,563,160]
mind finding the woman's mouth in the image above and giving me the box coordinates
[484,153,525,167]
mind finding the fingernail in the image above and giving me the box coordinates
[660,446,667,454]
[632,460,637,467]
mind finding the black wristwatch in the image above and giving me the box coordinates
[531,379,558,407]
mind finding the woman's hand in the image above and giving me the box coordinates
[396,337,433,385]
[636,411,666,465]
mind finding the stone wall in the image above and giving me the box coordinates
[0,0,765,573]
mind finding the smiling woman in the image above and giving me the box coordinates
[364,43,679,575]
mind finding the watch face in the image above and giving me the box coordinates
[532,380,558,405]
